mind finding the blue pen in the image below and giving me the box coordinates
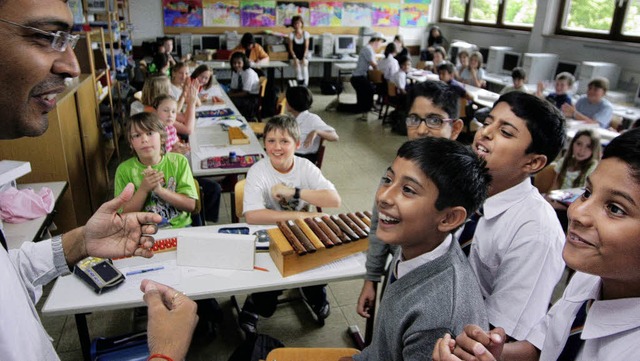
[126,266,165,276]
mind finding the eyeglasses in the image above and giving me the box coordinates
[0,18,79,52]
[405,114,454,129]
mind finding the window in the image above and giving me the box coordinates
[441,0,537,29]
[556,0,640,42]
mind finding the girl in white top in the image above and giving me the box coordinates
[288,15,310,87]
[460,51,486,88]
[228,52,260,120]
[391,55,412,95]
[378,42,399,81]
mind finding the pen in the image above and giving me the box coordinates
[126,266,165,276]
[253,266,269,272]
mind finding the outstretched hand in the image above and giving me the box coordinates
[83,183,162,260]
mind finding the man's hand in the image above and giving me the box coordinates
[81,183,162,261]
[142,280,198,361]
[357,280,377,318]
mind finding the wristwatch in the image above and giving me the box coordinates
[293,187,301,200]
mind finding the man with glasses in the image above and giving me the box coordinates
[0,1,198,360]
[357,80,464,320]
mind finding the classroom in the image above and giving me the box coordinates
[1,0,639,360]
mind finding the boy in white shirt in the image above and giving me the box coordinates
[392,55,412,95]
[378,42,399,81]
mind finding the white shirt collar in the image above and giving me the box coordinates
[396,234,452,279]
[483,177,534,219]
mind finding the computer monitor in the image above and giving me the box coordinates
[555,60,579,77]
[448,41,475,65]
[307,36,314,54]
[254,35,264,47]
[478,47,489,65]
[635,83,640,107]
[334,35,356,55]
[502,52,521,74]
[202,36,221,50]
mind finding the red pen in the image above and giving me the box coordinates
[253,266,269,272]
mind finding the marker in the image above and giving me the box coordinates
[253,266,269,272]
[126,266,165,276]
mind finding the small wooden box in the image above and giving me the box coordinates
[268,45,289,62]
[228,127,250,145]
[267,224,369,277]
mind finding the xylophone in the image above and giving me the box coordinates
[268,211,372,277]
[113,237,177,260]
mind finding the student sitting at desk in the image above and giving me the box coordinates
[393,34,408,63]
[231,32,270,67]
[537,71,575,110]
[455,49,470,81]
[459,51,486,88]
[562,77,614,129]
[115,112,198,229]
[429,46,447,72]
[434,128,640,361]
[288,15,310,87]
[228,52,261,121]
[239,115,341,334]
[190,64,214,106]
[170,62,190,106]
[437,62,473,101]
[378,42,399,81]
[391,55,412,96]
[344,137,491,361]
[500,67,528,95]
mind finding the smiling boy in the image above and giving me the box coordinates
[348,137,491,361]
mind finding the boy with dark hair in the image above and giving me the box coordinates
[436,128,640,361]
[230,32,270,66]
[563,77,613,129]
[286,86,339,164]
[500,67,528,94]
[347,137,491,360]
[357,80,464,319]
[537,71,575,109]
[437,61,473,101]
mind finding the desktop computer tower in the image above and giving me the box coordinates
[578,61,621,94]
[486,46,513,74]
[522,53,559,84]
[319,33,334,58]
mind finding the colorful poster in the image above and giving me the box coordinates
[372,3,399,27]
[343,2,372,27]
[203,0,241,27]
[241,0,276,27]
[163,0,204,27]
[400,3,429,27]
[310,1,342,26]
[404,0,431,3]
[276,2,310,26]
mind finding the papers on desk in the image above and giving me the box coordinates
[285,252,366,281]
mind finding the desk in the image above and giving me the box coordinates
[565,120,619,145]
[203,60,289,89]
[465,84,500,108]
[406,70,440,83]
[310,56,357,79]
[190,83,266,178]
[334,62,357,81]
[3,181,68,249]
[42,224,367,360]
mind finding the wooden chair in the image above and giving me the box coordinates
[191,178,207,226]
[368,69,385,108]
[380,82,398,123]
[230,179,246,224]
[416,60,427,70]
[315,138,326,169]
[256,76,268,122]
[263,348,360,361]
[533,163,557,195]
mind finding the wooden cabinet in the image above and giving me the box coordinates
[0,76,108,233]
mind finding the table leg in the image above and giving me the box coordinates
[75,313,91,361]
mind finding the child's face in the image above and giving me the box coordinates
[587,85,605,103]
[231,58,244,73]
[265,128,299,170]
[564,158,640,289]
[407,96,459,141]
[513,78,525,88]
[473,102,540,192]
[459,54,469,66]
[433,52,444,64]
[470,56,479,69]
[293,19,303,29]
[401,61,411,72]
[130,125,162,161]
[196,71,212,86]
[439,70,453,83]
[172,66,190,86]
[572,134,593,162]
[555,79,570,94]
[375,157,446,255]
[156,99,177,126]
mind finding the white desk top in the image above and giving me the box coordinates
[3,181,67,249]
[189,83,266,177]
[42,224,366,317]
[565,120,619,144]
[203,60,289,70]
[310,55,358,63]
[333,63,358,71]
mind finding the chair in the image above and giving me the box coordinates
[230,179,246,224]
[256,76,268,122]
[249,92,285,139]
[264,347,360,361]
[191,178,207,226]
[533,163,557,195]
[314,138,326,169]
[368,69,385,107]
[379,82,398,123]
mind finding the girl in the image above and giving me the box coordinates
[130,76,172,116]
[455,49,469,80]
[431,46,447,72]
[190,64,214,98]
[378,42,399,81]
[170,62,190,105]
[393,34,408,63]
[114,112,198,229]
[228,52,260,121]
[460,50,486,88]
[427,26,447,52]
[152,94,189,154]
[288,15,310,86]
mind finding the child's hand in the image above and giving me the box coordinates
[356,280,377,318]
[141,166,165,193]
[271,183,294,202]
[303,131,317,149]
[452,325,505,361]
[561,103,575,118]
[183,78,198,105]
[172,142,190,155]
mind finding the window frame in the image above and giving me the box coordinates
[555,0,640,43]
[439,0,535,31]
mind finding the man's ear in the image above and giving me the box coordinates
[523,154,547,174]
[437,206,467,233]
[450,119,464,141]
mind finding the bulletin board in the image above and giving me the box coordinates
[162,0,431,36]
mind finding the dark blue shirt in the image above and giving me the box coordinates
[546,93,572,109]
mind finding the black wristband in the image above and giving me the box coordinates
[294,187,301,200]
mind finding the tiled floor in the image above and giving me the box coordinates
[37,87,409,360]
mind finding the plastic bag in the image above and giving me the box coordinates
[0,186,54,223]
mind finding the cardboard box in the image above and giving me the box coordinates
[193,49,216,61]
[268,45,289,62]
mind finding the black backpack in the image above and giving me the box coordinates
[228,333,285,361]
[320,79,343,95]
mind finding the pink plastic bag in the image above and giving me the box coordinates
[0,186,54,223]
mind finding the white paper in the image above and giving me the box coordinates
[177,231,255,271]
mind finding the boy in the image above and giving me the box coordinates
[463,92,567,342]
[537,71,575,109]
[357,80,465,319]
[348,137,491,361]
[562,77,614,129]
[435,128,640,361]
[437,62,473,101]
[240,115,341,333]
[286,86,339,164]
[500,67,528,95]
[391,55,412,96]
